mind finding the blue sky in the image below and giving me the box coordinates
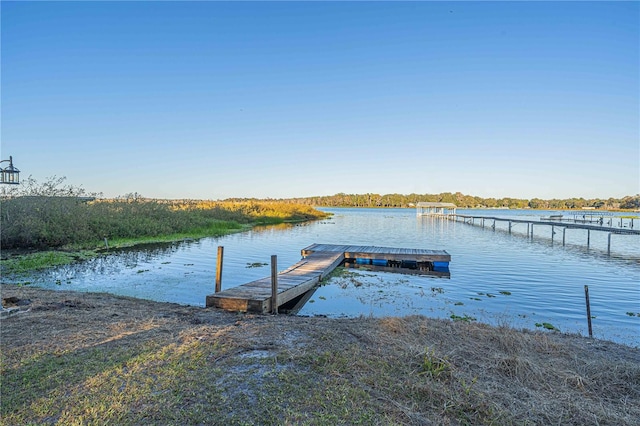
[2,1,638,200]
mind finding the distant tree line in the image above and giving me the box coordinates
[277,192,640,210]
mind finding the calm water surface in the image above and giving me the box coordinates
[7,208,640,346]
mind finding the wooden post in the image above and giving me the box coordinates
[215,246,224,293]
[584,285,593,338]
[271,255,278,314]
[607,233,612,255]
[551,225,554,242]
[508,221,512,234]
[562,228,566,246]
[587,229,590,247]
[530,223,534,238]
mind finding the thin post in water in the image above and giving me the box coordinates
[584,285,593,338]
[215,246,224,293]
[271,255,278,314]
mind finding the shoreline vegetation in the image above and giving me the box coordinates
[282,192,640,210]
[1,285,639,425]
[0,196,329,273]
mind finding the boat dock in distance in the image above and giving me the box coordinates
[206,244,451,314]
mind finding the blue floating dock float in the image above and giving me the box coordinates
[433,261,450,272]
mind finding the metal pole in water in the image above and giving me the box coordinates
[607,233,612,255]
[551,225,554,243]
[508,221,512,234]
[215,246,224,293]
[562,228,566,246]
[587,230,590,247]
[584,285,593,338]
[271,255,278,314]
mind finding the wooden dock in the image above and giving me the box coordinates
[450,214,640,254]
[206,244,451,313]
[301,243,449,261]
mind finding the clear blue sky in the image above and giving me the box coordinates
[2,1,638,200]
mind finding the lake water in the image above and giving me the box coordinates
[6,208,640,347]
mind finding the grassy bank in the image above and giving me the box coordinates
[0,197,328,272]
[2,285,639,425]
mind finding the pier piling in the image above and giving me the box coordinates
[271,255,278,314]
[215,246,224,293]
[584,285,593,338]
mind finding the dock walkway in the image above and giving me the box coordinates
[450,214,639,253]
[207,244,450,313]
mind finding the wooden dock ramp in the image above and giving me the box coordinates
[206,244,450,314]
[206,251,344,313]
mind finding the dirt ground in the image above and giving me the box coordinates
[2,284,639,425]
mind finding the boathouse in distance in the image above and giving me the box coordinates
[416,202,457,216]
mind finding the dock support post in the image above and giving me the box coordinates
[530,223,534,238]
[562,228,566,246]
[482,218,485,228]
[551,225,554,243]
[607,233,612,255]
[584,285,593,338]
[508,221,512,234]
[492,220,496,231]
[587,230,590,247]
[271,255,278,314]
[215,246,224,293]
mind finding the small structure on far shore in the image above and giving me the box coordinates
[416,202,457,216]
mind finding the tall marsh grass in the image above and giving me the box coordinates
[0,197,328,250]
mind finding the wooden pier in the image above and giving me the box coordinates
[206,244,450,313]
[450,214,640,253]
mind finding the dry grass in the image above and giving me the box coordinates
[2,284,639,425]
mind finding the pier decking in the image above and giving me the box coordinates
[301,243,450,261]
[206,244,450,313]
